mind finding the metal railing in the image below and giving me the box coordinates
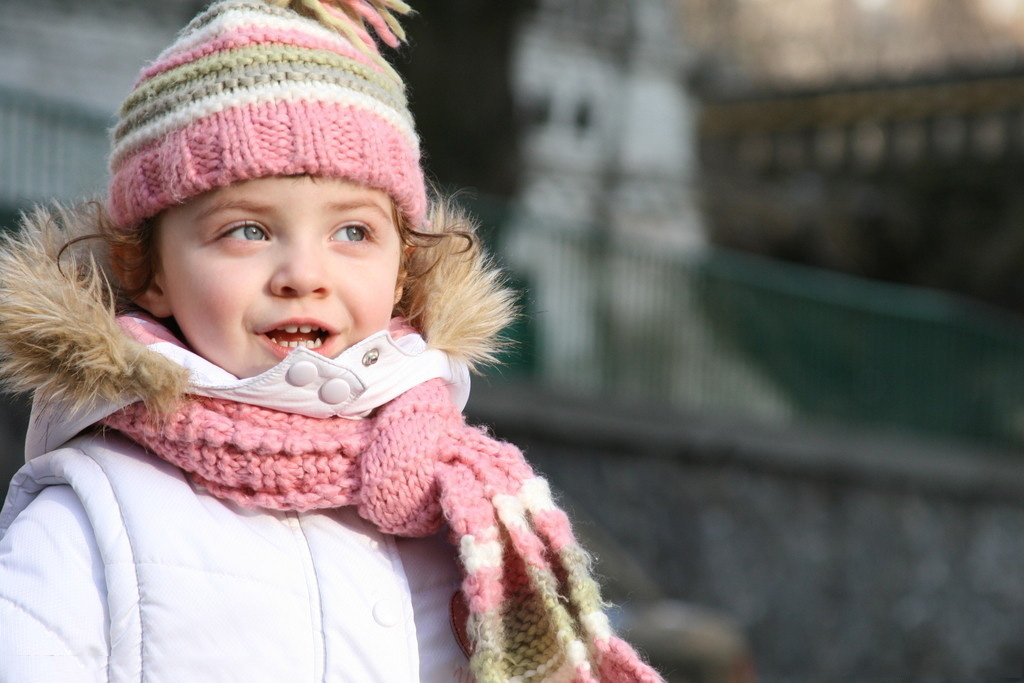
[498,216,1024,450]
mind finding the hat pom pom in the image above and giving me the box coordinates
[269,0,411,49]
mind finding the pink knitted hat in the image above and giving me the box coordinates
[107,0,427,230]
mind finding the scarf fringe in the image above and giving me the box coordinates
[454,475,663,682]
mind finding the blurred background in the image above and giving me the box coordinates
[6,0,1024,679]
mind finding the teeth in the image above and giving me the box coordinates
[275,325,323,333]
[268,337,323,349]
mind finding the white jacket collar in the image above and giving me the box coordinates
[25,315,470,460]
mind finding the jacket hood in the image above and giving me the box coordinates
[0,200,516,447]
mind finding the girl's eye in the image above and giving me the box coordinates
[333,224,367,243]
[226,223,267,241]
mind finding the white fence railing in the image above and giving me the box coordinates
[0,87,110,210]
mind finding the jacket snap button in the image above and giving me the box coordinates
[285,361,318,386]
[373,599,400,628]
[319,379,352,404]
[362,348,380,366]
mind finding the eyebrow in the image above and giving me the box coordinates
[195,198,270,221]
[326,199,392,218]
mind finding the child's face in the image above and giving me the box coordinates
[136,176,404,379]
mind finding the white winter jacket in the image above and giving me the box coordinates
[0,329,473,682]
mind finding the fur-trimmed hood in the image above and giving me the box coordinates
[0,200,516,455]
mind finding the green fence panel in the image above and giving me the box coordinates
[695,249,1024,447]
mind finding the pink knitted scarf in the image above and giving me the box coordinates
[102,378,662,682]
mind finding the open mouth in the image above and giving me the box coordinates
[265,324,328,350]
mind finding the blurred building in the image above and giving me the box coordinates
[510,0,701,250]
[503,0,715,401]
[0,1,188,224]
[684,0,1024,314]
[683,0,1024,91]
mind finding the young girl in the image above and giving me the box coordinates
[0,1,662,681]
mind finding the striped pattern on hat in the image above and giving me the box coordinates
[107,0,426,230]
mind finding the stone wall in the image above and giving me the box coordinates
[466,381,1024,680]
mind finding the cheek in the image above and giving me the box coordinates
[167,268,241,329]
[354,263,402,324]
[369,277,402,320]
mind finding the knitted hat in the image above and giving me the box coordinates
[107,0,426,230]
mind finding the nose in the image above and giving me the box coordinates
[269,241,331,298]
